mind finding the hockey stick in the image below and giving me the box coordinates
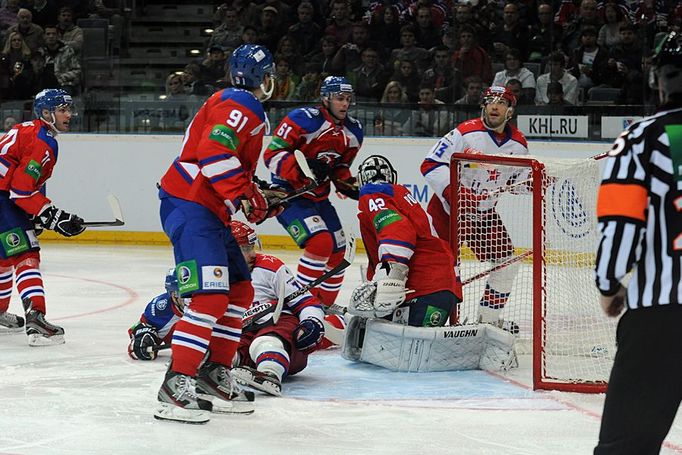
[242,232,357,332]
[461,250,533,286]
[82,194,125,227]
[269,150,321,208]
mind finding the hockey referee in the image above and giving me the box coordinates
[594,31,682,454]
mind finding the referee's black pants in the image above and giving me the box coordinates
[595,305,682,454]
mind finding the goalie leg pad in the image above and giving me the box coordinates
[341,315,367,362]
[354,320,516,372]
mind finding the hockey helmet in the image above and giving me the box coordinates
[230,220,260,248]
[164,268,187,313]
[357,155,398,187]
[229,44,276,99]
[649,32,682,98]
[33,88,73,119]
[320,75,354,101]
[481,86,517,108]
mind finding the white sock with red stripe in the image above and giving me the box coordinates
[15,257,45,313]
[249,335,289,381]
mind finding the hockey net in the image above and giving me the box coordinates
[449,152,617,393]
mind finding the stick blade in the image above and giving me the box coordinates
[272,270,288,324]
[344,231,357,265]
[107,194,125,225]
[294,150,316,183]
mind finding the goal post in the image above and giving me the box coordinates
[448,152,616,393]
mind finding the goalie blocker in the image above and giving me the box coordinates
[342,317,516,372]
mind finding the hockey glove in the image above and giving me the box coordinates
[128,323,161,361]
[307,159,332,182]
[373,262,409,317]
[293,317,325,352]
[348,281,378,317]
[334,176,360,200]
[241,182,281,224]
[38,205,85,237]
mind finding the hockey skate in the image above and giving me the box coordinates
[22,298,64,346]
[0,311,25,334]
[155,369,212,424]
[196,361,256,414]
[231,366,282,397]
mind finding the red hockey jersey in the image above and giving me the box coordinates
[357,183,461,300]
[263,106,363,201]
[160,88,268,225]
[0,119,57,216]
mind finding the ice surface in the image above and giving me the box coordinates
[1,245,681,455]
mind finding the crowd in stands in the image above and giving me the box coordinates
[1,0,680,133]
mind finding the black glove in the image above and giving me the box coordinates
[31,217,43,236]
[38,205,85,237]
[127,323,160,361]
[307,159,332,182]
[293,317,325,352]
[334,176,360,200]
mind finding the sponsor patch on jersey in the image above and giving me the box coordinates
[155,297,169,312]
[423,305,447,327]
[267,136,291,150]
[0,228,30,257]
[287,219,308,245]
[333,229,346,249]
[201,266,229,291]
[304,215,326,234]
[209,124,239,150]
[373,209,402,232]
[24,159,42,181]
[176,260,199,294]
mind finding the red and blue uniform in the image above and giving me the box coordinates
[0,119,59,315]
[358,182,461,326]
[158,88,268,376]
[263,106,363,305]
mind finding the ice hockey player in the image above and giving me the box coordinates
[420,86,529,328]
[263,76,363,306]
[343,155,515,372]
[154,44,284,424]
[128,221,344,397]
[0,89,86,346]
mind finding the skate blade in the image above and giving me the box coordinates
[233,375,282,397]
[28,333,65,346]
[0,327,25,335]
[154,402,210,424]
[198,394,255,414]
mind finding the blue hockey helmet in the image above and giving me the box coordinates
[320,76,354,101]
[164,268,179,295]
[229,44,276,97]
[33,88,73,119]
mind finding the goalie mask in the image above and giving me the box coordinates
[357,155,398,187]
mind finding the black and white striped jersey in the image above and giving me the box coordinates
[595,105,682,309]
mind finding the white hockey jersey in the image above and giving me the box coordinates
[421,117,529,213]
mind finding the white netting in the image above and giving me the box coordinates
[453,154,617,391]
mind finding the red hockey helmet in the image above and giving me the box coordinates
[230,220,259,247]
[481,85,517,108]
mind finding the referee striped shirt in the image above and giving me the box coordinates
[595,106,682,309]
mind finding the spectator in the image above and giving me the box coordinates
[413,5,441,50]
[255,6,282,52]
[274,35,302,75]
[423,45,459,94]
[505,78,533,105]
[492,48,537,101]
[3,114,18,131]
[41,25,80,95]
[241,25,258,45]
[27,0,57,29]
[389,58,420,102]
[0,0,20,45]
[331,22,376,75]
[213,1,259,29]
[0,31,33,100]
[29,48,58,92]
[452,25,493,85]
[607,23,645,103]
[368,4,401,52]
[527,3,564,62]
[199,45,228,88]
[292,62,322,102]
[160,73,193,132]
[307,35,338,75]
[490,3,530,62]
[454,75,484,105]
[546,81,571,105]
[207,5,243,52]
[180,62,211,97]
[375,80,411,136]
[568,26,610,90]
[271,57,297,101]
[447,3,487,51]
[6,8,44,54]
[56,7,82,54]
[287,1,322,56]
[562,0,602,52]
[535,51,578,105]
[256,0,293,30]
[402,83,450,137]
[347,46,388,102]
[390,24,430,74]
[597,3,626,52]
[324,0,353,45]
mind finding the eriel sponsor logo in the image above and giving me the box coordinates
[213,268,223,278]
[443,329,478,338]
[204,281,229,289]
